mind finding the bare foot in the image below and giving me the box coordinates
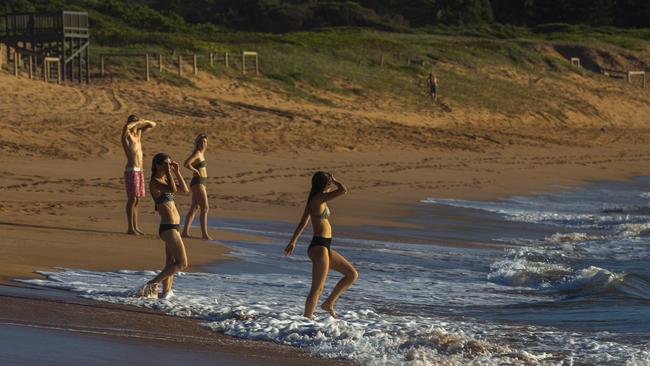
[321,303,338,319]
[135,229,145,235]
[132,283,159,298]
[127,230,138,236]
[159,290,174,299]
[147,283,160,298]
[181,231,190,238]
[202,234,213,240]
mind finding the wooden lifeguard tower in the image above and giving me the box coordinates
[0,10,89,83]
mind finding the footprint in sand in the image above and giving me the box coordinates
[102,89,124,112]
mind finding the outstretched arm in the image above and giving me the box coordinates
[284,204,311,256]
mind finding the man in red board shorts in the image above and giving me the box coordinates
[121,115,157,235]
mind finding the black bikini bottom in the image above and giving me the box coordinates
[159,223,180,236]
[308,236,332,255]
[190,176,208,187]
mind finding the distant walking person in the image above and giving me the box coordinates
[284,172,358,319]
[428,72,438,102]
[136,153,189,298]
[121,115,157,235]
[181,133,212,240]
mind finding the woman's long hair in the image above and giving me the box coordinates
[194,133,207,152]
[151,153,170,180]
[308,171,331,203]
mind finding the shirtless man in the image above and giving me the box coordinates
[428,72,438,102]
[122,115,157,235]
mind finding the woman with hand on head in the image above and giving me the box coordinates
[284,172,358,319]
[136,153,189,299]
[181,133,212,240]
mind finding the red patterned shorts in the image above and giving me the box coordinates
[124,169,145,198]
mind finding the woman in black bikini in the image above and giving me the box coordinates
[284,172,358,319]
[137,153,189,298]
[181,133,212,240]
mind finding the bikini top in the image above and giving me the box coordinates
[192,160,207,169]
[314,206,331,220]
[153,192,175,205]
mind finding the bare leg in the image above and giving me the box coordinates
[181,204,199,237]
[305,246,329,319]
[126,197,137,235]
[147,229,188,291]
[321,249,358,318]
[161,241,175,295]
[198,185,212,240]
[133,198,144,235]
[181,185,200,237]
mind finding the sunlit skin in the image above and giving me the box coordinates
[147,157,190,297]
[121,117,156,235]
[285,174,358,319]
[181,135,212,240]
[428,72,438,102]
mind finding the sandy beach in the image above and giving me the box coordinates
[0,65,649,364]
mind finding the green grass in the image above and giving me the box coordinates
[6,1,648,119]
[530,24,650,50]
[84,22,650,114]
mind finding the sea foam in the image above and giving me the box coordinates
[20,269,544,365]
[20,266,649,366]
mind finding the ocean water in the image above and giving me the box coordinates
[20,177,650,365]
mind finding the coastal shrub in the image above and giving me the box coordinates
[4,0,650,32]
[533,23,575,34]
[311,2,383,28]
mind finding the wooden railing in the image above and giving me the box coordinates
[99,51,261,81]
[0,11,88,37]
[63,11,89,36]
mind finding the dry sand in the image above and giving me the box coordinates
[0,68,648,364]
[0,68,648,279]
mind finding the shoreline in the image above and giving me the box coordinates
[2,147,648,285]
[3,171,645,365]
[21,178,648,366]
[0,69,648,365]
[0,284,355,366]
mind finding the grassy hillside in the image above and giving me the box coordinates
[2,2,650,128]
[88,25,650,116]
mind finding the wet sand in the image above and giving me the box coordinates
[0,220,268,284]
[0,285,354,366]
